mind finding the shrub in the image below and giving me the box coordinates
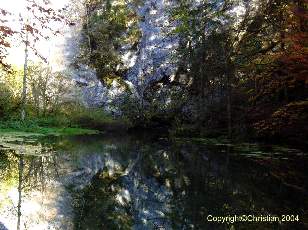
[0,83,18,119]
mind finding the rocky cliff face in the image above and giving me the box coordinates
[58,0,179,110]
[125,0,178,91]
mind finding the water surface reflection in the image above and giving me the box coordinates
[0,134,307,229]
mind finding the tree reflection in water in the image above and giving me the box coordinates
[0,135,307,229]
[0,143,72,230]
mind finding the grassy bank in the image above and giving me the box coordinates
[0,108,130,137]
[0,127,99,137]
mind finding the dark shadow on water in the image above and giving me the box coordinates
[0,133,307,229]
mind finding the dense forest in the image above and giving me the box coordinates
[0,0,307,229]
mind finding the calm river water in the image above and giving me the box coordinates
[0,133,307,229]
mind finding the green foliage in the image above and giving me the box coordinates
[0,63,129,135]
[64,105,129,129]
[0,63,73,120]
[78,0,141,82]
[0,62,114,135]
[0,83,17,118]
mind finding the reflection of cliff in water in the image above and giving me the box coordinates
[0,135,307,229]
[64,136,307,230]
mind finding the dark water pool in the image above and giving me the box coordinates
[0,134,307,229]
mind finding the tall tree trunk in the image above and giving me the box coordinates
[21,31,29,121]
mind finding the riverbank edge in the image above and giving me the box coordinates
[0,127,100,137]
